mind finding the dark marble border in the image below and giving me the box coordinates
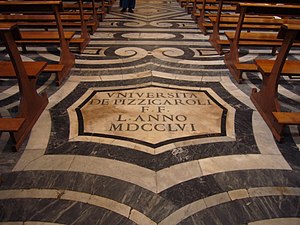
[1,169,300,223]
[179,196,300,225]
[46,77,259,169]
[0,198,136,225]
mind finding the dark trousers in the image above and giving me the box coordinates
[119,0,123,7]
[122,0,135,9]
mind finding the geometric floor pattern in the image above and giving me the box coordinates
[1,0,300,224]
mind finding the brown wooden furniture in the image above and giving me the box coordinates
[197,0,235,35]
[3,0,91,52]
[0,61,47,88]
[208,0,300,54]
[0,23,48,150]
[224,3,300,83]
[0,12,96,34]
[61,0,91,52]
[62,0,100,34]
[250,24,300,141]
[0,0,75,85]
[101,0,115,13]
[191,0,203,21]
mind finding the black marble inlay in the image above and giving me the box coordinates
[160,169,300,207]
[0,171,178,222]
[0,199,136,225]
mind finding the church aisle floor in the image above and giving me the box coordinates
[0,0,300,224]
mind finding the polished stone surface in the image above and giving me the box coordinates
[0,0,300,224]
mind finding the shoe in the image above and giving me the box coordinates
[128,8,134,13]
[121,8,126,12]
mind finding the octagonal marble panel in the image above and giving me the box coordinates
[68,85,235,154]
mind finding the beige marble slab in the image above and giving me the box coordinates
[200,154,291,176]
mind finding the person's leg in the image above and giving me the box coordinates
[119,0,123,7]
[128,0,135,12]
[121,0,128,12]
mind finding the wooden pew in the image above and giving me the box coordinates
[4,0,91,52]
[101,0,115,13]
[224,3,300,83]
[61,0,100,33]
[250,24,300,141]
[208,0,300,54]
[191,0,203,21]
[61,0,91,51]
[0,23,48,150]
[180,0,195,13]
[0,0,75,86]
[0,10,96,35]
[197,0,236,35]
[178,0,189,8]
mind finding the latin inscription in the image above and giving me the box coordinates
[79,87,224,144]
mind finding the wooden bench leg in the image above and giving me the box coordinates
[250,74,284,141]
[56,55,74,86]
[57,40,75,86]
[1,26,49,150]
[0,118,25,151]
[197,13,208,35]
[224,42,243,83]
[251,24,298,142]
[89,21,99,34]
[209,26,224,55]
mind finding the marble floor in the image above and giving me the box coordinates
[1,0,300,224]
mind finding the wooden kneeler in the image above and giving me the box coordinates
[0,23,48,150]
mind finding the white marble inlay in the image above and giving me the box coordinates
[289,125,300,150]
[97,28,205,33]
[88,40,215,46]
[221,76,255,110]
[130,209,157,225]
[228,189,249,201]
[69,155,157,192]
[122,33,176,39]
[93,32,115,39]
[278,83,300,103]
[76,47,148,65]
[248,186,300,197]
[0,84,19,101]
[204,192,231,208]
[123,20,147,27]
[252,111,283,155]
[199,154,291,176]
[152,47,226,65]
[0,74,54,105]
[156,160,202,193]
[182,34,207,40]
[0,189,155,225]
[159,199,206,225]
